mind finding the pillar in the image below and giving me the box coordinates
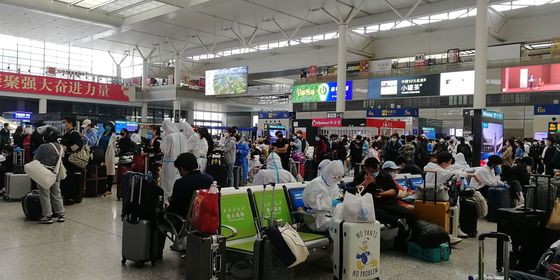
[173,100,181,123]
[187,110,194,124]
[39,98,47,114]
[174,54,182,87]
[474,0,489,109]
[142,60,149,92]
[336,24,348,113]
[141,102,148,123]
[116,65,122,80]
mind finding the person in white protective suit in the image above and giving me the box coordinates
[160,119,187,200]
[317,159,331,177]
[252,152,296,185]
[179,121,199,153]
[449,153,471,171]
[302,160,345,232]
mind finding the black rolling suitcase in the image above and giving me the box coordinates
[61,171,84,203]
[185,186,227,280]
[252,184,295,280]
[84,163,107,197]
[22,190,42,221]
[459,189,478,237]
[497,176,551,272]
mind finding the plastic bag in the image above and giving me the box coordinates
[342,190,375,223]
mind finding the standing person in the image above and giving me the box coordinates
[501,139,515,166]
[314,135,329,163]
[363,141,381,162]
[222,127,237,188]
[34,126,65,224]
[235,134,249,185]
[197,127,211,173]
[117,129,136,156]
[414,135,430,169]
[400,135,416,162]
[529,140,542,173]
[80,119,98,149]
[160,119,187,200]
[179,121,199,154]
[433,138,448,154]
[349,135,365,170]
[0,123,11,149]
[272,130,290,171]
[291,133,302,154]
[22,126,33,163]
[529,74,535,90]
[12,126,24,149]
[337,136,349,162]
[514,140,525,160]
[456,137,473,166]
[383,133,402,162]
[61,116,84,205]
[543,137,558,176]
[296,130,308,156]
[146,125,162,181]
[99,122,117,195]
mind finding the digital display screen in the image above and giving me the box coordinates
[115,121,139,133]
[396,179,408,189]
[422,127,436,139]
[481,122,504,165]
[368,74,440,98]
[205,66,248,95]
[408,177,424,190]
[502,64,560,93]
[289,188,305,209]
[440,70,475,96]
[291,81,352,103]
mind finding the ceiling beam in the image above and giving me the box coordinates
[89,0,119,11]
[383,0,427,30]
[109,0,152,15]
[241,0,320,26]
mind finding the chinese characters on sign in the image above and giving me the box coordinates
[366,108,419,118]
[312,118,343,127]
[0,71,130,102]
[400,78,427,95]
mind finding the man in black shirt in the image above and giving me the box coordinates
[272,131,290,171]
[167,153,213,218]
[353,157,417,251]
[349,135,365,170]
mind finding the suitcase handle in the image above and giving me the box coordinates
[478,232,510,242]
[478,232,510,280]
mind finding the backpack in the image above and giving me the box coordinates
[399,143,416,161]
[411,220,451,249]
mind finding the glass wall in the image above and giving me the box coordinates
[0,33,141,82]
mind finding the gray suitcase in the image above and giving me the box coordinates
[185,231,226,280]
[4,173,31,202]
[525,175,559,213]
[233,165,243,188]
[121,219,164,265]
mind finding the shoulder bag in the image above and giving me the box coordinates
[24,143,65,189]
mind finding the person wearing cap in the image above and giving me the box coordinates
[352,157,417,251]
[81,119,98,149]
[382,161,415,211]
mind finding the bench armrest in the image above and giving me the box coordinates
[221,224,238,240]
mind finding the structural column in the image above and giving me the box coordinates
[141,102,148,123]
[173,100,181,123]
[142,60,149,92]
[174,54,182,87]
[116,65,122,80]
[39,98,47,114]
[474,0,489,109]
[336,24,348,113]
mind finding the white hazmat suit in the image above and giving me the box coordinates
[179,121,199,153]
[160,119,187,200]
[252,152,296,185]
[317,159,331,177]
[302,160,345,231]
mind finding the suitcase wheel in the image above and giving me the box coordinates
[151,260,157,266]
[121,257,126,265]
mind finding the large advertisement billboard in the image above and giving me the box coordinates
[440,70,475,96]
[205,66,248,95]
[292,81,352,103]
[481,122,503,164]
[502,64,560,93]
[368,74,440,98]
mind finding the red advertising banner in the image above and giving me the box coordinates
[0,71,130,102]
[366,118,406,129]
[307,65,318,77]
[312,118,342,127]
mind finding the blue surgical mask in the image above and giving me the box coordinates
[494,165,502,175]
[146,132,152,140]
[372,171,379,177]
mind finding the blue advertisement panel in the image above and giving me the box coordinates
[257,111,293,119]
[367,108,419,118]
[534,104,560,115]
[422,127,436,139]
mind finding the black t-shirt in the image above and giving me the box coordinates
[274,138,290,159]
[167,171,214,217]
[401,162,423,175]
[352,170,399,207]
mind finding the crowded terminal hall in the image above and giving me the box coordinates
[2,0,560,279]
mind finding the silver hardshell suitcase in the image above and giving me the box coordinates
[4,173,31,202]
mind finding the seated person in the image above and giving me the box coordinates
[317,159,331,176]
[512,157,533,187]
[449,153,471,171]
[383,161,415,210]
[424,152,479,189]
[469,155,505,197]
[302,160,344,232]
[353,157,417,251]
[252,152,296,185]
[1,145,14,172]
[395,156,422,175]
[501,165,525,207]
[167,153,214,218]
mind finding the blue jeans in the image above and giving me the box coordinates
[226,164,234,188]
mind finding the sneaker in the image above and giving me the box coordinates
[449,235,462,245]
[457,228,469,238]
[56,215,65,223]
[39,216,53,224]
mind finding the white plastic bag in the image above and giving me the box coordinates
[342,190,375,223]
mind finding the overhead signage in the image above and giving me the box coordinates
[0,71,130,102]
[312,118,342,127]
[482,109,504,120]
[3,111,32,121]
[258,111,292,119]
[368,74,440,99]
[549,122,559,133]
[534,104,560,115]
[326,112,345,119]
[292,81,352,103]
[366,108,418,118]
[366,118,406,129]
[370,59,392,73]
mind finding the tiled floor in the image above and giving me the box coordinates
[0,195,498,280]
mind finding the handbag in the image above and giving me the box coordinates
[24,143,64,189]
[279,223,309,268]
[190,185,219,234]
[547,199,560,231]
[69,145,90,170]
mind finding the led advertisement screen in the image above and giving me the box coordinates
[481,122,504,165]
[205,66,248,95]
[440,70,475,96]
[368,74,440,98]
[291,81,352,103]
[502,64,560,93]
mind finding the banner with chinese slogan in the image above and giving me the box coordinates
[0,71,131,102]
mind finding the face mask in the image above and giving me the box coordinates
[494,165,502,175]
[315,137,320,141]
[372,171,379,177]
[391,138,397,142]
[297,134,302,138]
[146,132,153,140]
[277,134,283,138]
[292,136,297,140]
